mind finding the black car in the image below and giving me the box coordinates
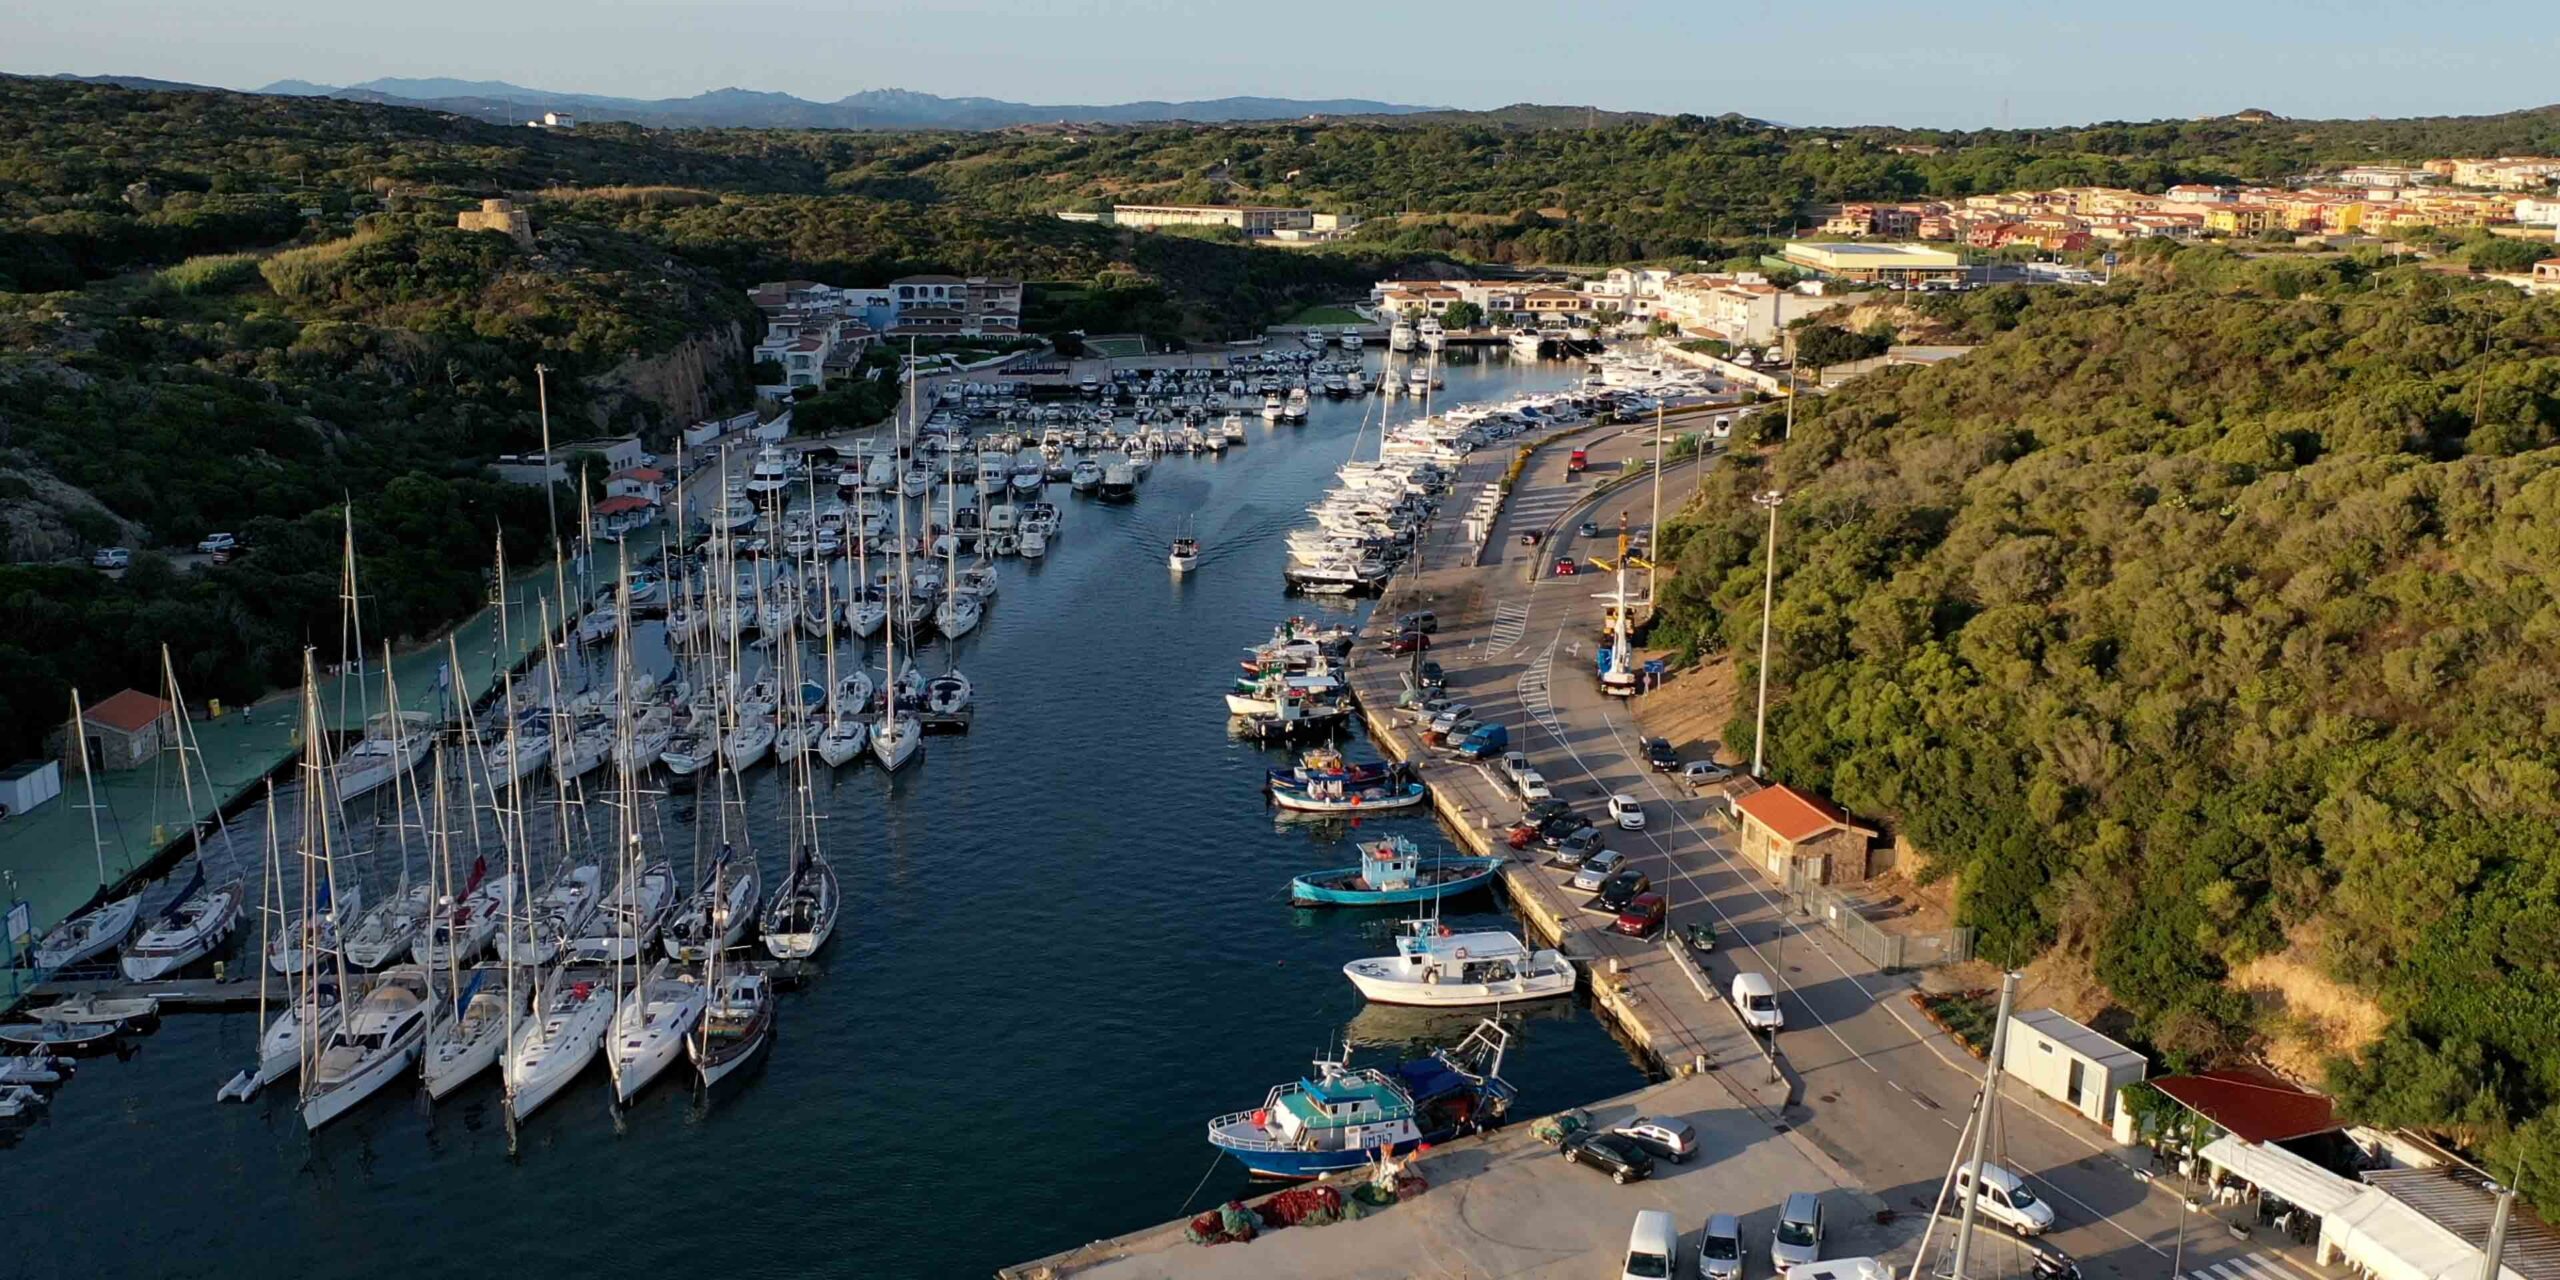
[1643,738,1680,771]
[1397,610,1440,635]
[1560,1130,1656,1185]
[1540,813,1597,849]
[1578,520,1602,538]
[1523,798,1575,827]
[1598,869,1654,911]
[1417,660,1446,691]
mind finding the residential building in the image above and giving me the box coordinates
[1779,242,1964,286]
[2533,259,2560,296]
[2515,198,2560,227]
[887,275,1023,338]
[65,689,176,772]
[1732,783,1878,887]
[2205,204,2282,236]
[491,436,646,486]
[2164,184,2233,204]
[593,495,658,540]
[604,467,669,506]
[1660,273,1859,345]
[2332,165,2432,188]
[2448,157,2560,190]
[527,111,575,130]
[1110,203,1315,237]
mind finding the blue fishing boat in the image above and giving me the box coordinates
[1290,836,1500,907]
[1205,1019,1514,1179]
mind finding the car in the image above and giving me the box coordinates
[1522,798,1575,827]
[1553,557,1578,576]
[1579,520,1602,538]
[1384,630,1431,655]
[1598,869,1653,912]
[195,532,237,554]
[1540,812,1597,849]
[1772,1192,1825,1272]
[1397,610,1439,635]
[1426,705,1474,737]
[1561,1130,1655,1185]
[1615,892,1668,937]
[91,546,133,569]
[1517,772,1553,805]
[208,546,238,565]
[1643,738,1680,771]
[1950,1162,2056,1236]
[1624,1209,1681,1280]
[1518,529,1543,547]
[1416,660,1446,691]
[1571,848,1629,892]
[1609,794,1647,830]
[1733,971,1784,1031]
[1613,1115,1699,1165]
[1557,828,1609,868]
[1681,759,1735,790]
[1698,1212,1747,1280]
[1499,750,1532,782]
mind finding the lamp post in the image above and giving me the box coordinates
[1750,489,1784,778]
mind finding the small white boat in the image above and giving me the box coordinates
[607,961,705,1105]
[503,967,617,1122]
[690,969,775,1088]
[422,976,516,1100]
[335,712,434,802]
[816,709,869,768]
[871,715,921,771]
[1168,535,1200,574]
[934,591,982,640]
[119,874,243,982]
[0,1085,46,1118]
[1341,923,1577,1008]
[761,853,839,960]
[1018,529,1048,560]
[301,966,430,1130]
[721,716,777,771]
[32,894,141,971]
[22,993,157,1027]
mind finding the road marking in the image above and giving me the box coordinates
[2184,1254,2288,1280]
[1487,601,1529,651]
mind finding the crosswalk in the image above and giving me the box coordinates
[1514,648,1562,737]
[1505,485,1581,532]
[2180,1251,2293,1280]
[1487,601,1529,651]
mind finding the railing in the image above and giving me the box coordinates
[1792,882,1975,971]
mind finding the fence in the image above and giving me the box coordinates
[1793,882,1975,971]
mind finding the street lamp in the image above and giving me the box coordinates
[1750,489,1784,778]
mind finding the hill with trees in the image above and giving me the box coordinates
[1648,245,2560,1205]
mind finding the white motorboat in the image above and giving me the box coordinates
[744,445,794,495]
[1509,329,1545,358]
[1168,535,1200,574]
[663,856,761,961]
[32,894,141,971]
[503,967,618,1122]
[422,976,516,1099]
[923,670,973,718]
[1341,923,1577,1008]
[0,1055,68,1087]
[1069,458,1103,492]
[267,881,362,976]
[1261,391,1284,421]
[1018,529,1048,560]
[690,969,775,1088]
[1418,316,1447,350]
[301,966,430,1129]
[411,871,513,967]
[606,961,706,1104]
[0,1085,47,1118]
[761,853,839,960]
[119,873,243,982]
[343,882,430,969]
[1388,319,1416,352]
[334,712,433,802]
[494,864,603,966]
[567,860,677,964]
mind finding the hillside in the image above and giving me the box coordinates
[1649,246,2560,1204]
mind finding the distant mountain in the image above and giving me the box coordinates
[249,76,1446,130]
[51,72,227,94]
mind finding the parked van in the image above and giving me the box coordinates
[1622,1208,1679,1280]
[1951,1162,2055,1236]
[1732,972,1783,1031]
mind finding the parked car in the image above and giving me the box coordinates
[195,532,237,554]
[1698,1212,1747,1280]
[1499,751,1532,783]
[1561,1130,1655,1185]
[1598,869,1653,912]
[1521,798,1575,827]
[1950,1162,2056,1236]
[90,547,131,569]
[1425,705,1474,738]
[1772,1193,1825,1272]
[1397,610,1440,635]
[1519,529,1543,547]
[1613,1115,1698,1165]
[1608,793,1647,830]
[1615,892,1667,938]
[1553,557,1578,576]
[1540,812,1596,849]
[1681,759,1735,789]
[1517,772,1554,805]
[1571,848,1629,892]
[1384,630,1431,655]
[1643,738,1680,772]
[1557,828,1608,868]
[1579,519,1602,538]
[1416,660,1446,692]
[1733,971,1784,1031]
[1624,1209,1681,1280]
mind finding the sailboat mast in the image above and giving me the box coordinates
[67,690,108,884]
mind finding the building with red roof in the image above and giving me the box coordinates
[65,689,176,771]
[2151,1068,2337,1144]
[1733,782,1878,887]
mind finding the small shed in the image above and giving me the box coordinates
[68,689,176,772]
[2000,1008,2147,1127]
[1733,782,1878,887]
[0,760,61,814]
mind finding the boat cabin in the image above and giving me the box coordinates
[1267,1068,1419,1150]
[1392,926,1537,985]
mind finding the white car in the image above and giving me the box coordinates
[1518,772,1554,806]
[90,547,131,569]
[1608,794,1645,830]
[195,532,237,553]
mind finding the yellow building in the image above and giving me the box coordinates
[2204,205,2280,236]
[1779,241,1963,284]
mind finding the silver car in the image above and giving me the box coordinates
[1772,1192,1824,1272]
[1698,1212,1745,1280]
[1571,848,1628,892]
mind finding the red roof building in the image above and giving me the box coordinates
[66,689,176,771]
[2151,1068,2338,1144]
[1733,783,1878,886]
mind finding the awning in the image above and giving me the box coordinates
[2322,1186,2529,1280]
[2198,1135,2363,1216]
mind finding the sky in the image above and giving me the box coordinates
[14,0,2559,129]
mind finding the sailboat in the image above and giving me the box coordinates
[663,842,760,961]
[601,621,705,1104]
[606,958,704,1105]
[119,864,242,981]
[761,710,838,960]
[32,692,137,970]
[501,963,617,1121]
[873,352,924,771]
[815,572,868,768]
[301,965,430,1129]
[690,965,775,1089]
[933,449,983,640]
[216,780,340,1103]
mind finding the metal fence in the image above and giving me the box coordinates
[1794,882,1975,971]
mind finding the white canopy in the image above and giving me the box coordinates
[2199,1134,2364,1216]
[2321,1186,2529,1280]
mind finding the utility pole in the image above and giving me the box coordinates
[1750,489,1784,778]
[1647,400,1665,604]
[1949,972,2021,1280]
[2479,1183,2515,1280]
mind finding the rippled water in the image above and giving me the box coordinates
[0,351,1649,1279]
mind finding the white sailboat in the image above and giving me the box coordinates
[874,357,925,772]
[301,965,430,1129]
[501,963,617,1121]
[606,959,705,1104]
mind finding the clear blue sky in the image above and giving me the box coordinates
[15,0,2556,128]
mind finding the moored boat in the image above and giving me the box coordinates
[1288,837,1502,907]
[1342,923,1578,1008]
[1204,1019,1514,1179]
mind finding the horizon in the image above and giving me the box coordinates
[13,0,2560,130]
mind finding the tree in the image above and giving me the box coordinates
[1790,322,1888,367]
[1440,300,1484,330]
[2467,236,2550,274]
[1048,331,1086,359]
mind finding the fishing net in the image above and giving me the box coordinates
[1184,1200,1263,1246]
[1258,1185,1347,1228]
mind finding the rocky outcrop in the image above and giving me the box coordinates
[586,319,748,441]
[0,458,137,562]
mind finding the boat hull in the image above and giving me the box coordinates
[1343,966,1577,1008]
[1270,783,1429,814]
[301,1034,423,1130]
[1209,1130,1449,1180]
[1290,859,1502,907]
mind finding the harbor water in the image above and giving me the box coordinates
[0,350,1650,1278]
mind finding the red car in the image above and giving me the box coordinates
[1553,557,1578,577]
[1614,893,1667,938]
[1385,631,1431,654]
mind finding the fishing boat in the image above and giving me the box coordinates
[1204,1019,1515,1179]
[503,966,618,1122]
[1271,773,1428,815]
[690,968,776,1088]
[606,960,705,1104]
[1289,837,1503,907]
[119,870,243,981]
[1168,535,1200,574]
[31,894,140,971]
[1343,921,1577,1008]
[301,965,431,1129]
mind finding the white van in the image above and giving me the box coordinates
[1951,1162,2055,1236]
[1732,972,1783,1031]
[1622,1208,1679,1280]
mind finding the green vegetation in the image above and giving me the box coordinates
[1286,304,1368,325]
[1651,247,2560,1204]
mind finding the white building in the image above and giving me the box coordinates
[1998,1008,2146,1128]
[2515,198,2560,227]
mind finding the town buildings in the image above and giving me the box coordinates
[745,275,1024,390]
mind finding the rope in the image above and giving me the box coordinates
[1175,1149,1227,1219]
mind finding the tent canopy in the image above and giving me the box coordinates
[2322,1187,2528,1280]
[2199,1135,2363,1216]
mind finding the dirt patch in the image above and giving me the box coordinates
[2232,944,2388,1080]
[1632,652,1741,764]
